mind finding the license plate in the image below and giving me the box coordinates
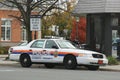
[98,60,103,64]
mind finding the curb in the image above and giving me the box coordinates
[0,55,8,58]
[100,64,120,71]
[99,68,120,72]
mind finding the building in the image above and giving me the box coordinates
[0,8,41,47]
[0,9,23,46]
[72,0,120,56]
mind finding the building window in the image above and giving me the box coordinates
[21,28,27,41]
[1,20,11,41]
[111,17,118,26]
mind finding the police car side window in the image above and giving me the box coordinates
[45,40,58,49]
[31,40,45,48]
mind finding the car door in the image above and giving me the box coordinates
[30,40,45,62]
[30,39,59,63]
[43,40,59,63]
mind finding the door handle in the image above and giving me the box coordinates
[29,49,32,51]
[43,50,46,51]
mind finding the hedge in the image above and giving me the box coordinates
[0,46,10,54]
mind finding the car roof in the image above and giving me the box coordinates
[35,38,64,41]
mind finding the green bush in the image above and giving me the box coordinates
[107,56,119,65]
[0,46,10,54]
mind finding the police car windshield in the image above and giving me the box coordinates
[56,40,76,49]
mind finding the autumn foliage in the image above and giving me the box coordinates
[70,17,86,44]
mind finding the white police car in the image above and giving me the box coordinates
[9,39,108,70]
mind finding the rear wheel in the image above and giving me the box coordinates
[20,54,32,67]
[63,55,77,69]
[44,63,55,68]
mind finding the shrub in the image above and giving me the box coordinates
[107,56,119,65]
[0,46,10,54]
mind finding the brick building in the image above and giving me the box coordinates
[0,9,40,47]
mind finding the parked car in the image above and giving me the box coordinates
[9,39,108,70]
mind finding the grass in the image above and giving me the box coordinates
[107,56,119,65]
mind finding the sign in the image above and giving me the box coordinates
[30,15,41,31]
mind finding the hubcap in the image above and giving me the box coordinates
[68,60,72,64]
[24,58,27,62]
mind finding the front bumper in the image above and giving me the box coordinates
[77,57,108,66]
[9,54,20,61]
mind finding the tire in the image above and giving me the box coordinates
[44,63,55,68]
[87,65,99,70]
[20,54,32,67]
[64,55,77,69]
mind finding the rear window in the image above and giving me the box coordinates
[31,40,45,48]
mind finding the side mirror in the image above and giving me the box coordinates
[52,45,58,49]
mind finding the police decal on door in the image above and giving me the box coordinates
[32,50,53,59]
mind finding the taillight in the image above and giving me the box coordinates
[10,48,13,52]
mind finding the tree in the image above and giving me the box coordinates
[41,16,55,37]
[0,0,59,42]
[41,0,76,38]
[71,17,86,44]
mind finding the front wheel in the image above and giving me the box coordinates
[20,54,32,67]
[63,55,77,69]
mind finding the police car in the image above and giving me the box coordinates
[9,39,108,70]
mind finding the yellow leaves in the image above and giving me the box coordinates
[41,0,77,37]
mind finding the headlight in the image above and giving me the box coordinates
[8,48,13,54]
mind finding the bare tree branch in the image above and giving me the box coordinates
[0,0,70,42]
[41,0,58,17]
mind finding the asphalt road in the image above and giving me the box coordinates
[0,65,119,80]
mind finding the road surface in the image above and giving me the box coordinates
[0,65,119,80]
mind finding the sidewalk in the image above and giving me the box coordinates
[0,55,18,65]
[0,55,120,71]
[0,54,8,58]
[100,65,120,71]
